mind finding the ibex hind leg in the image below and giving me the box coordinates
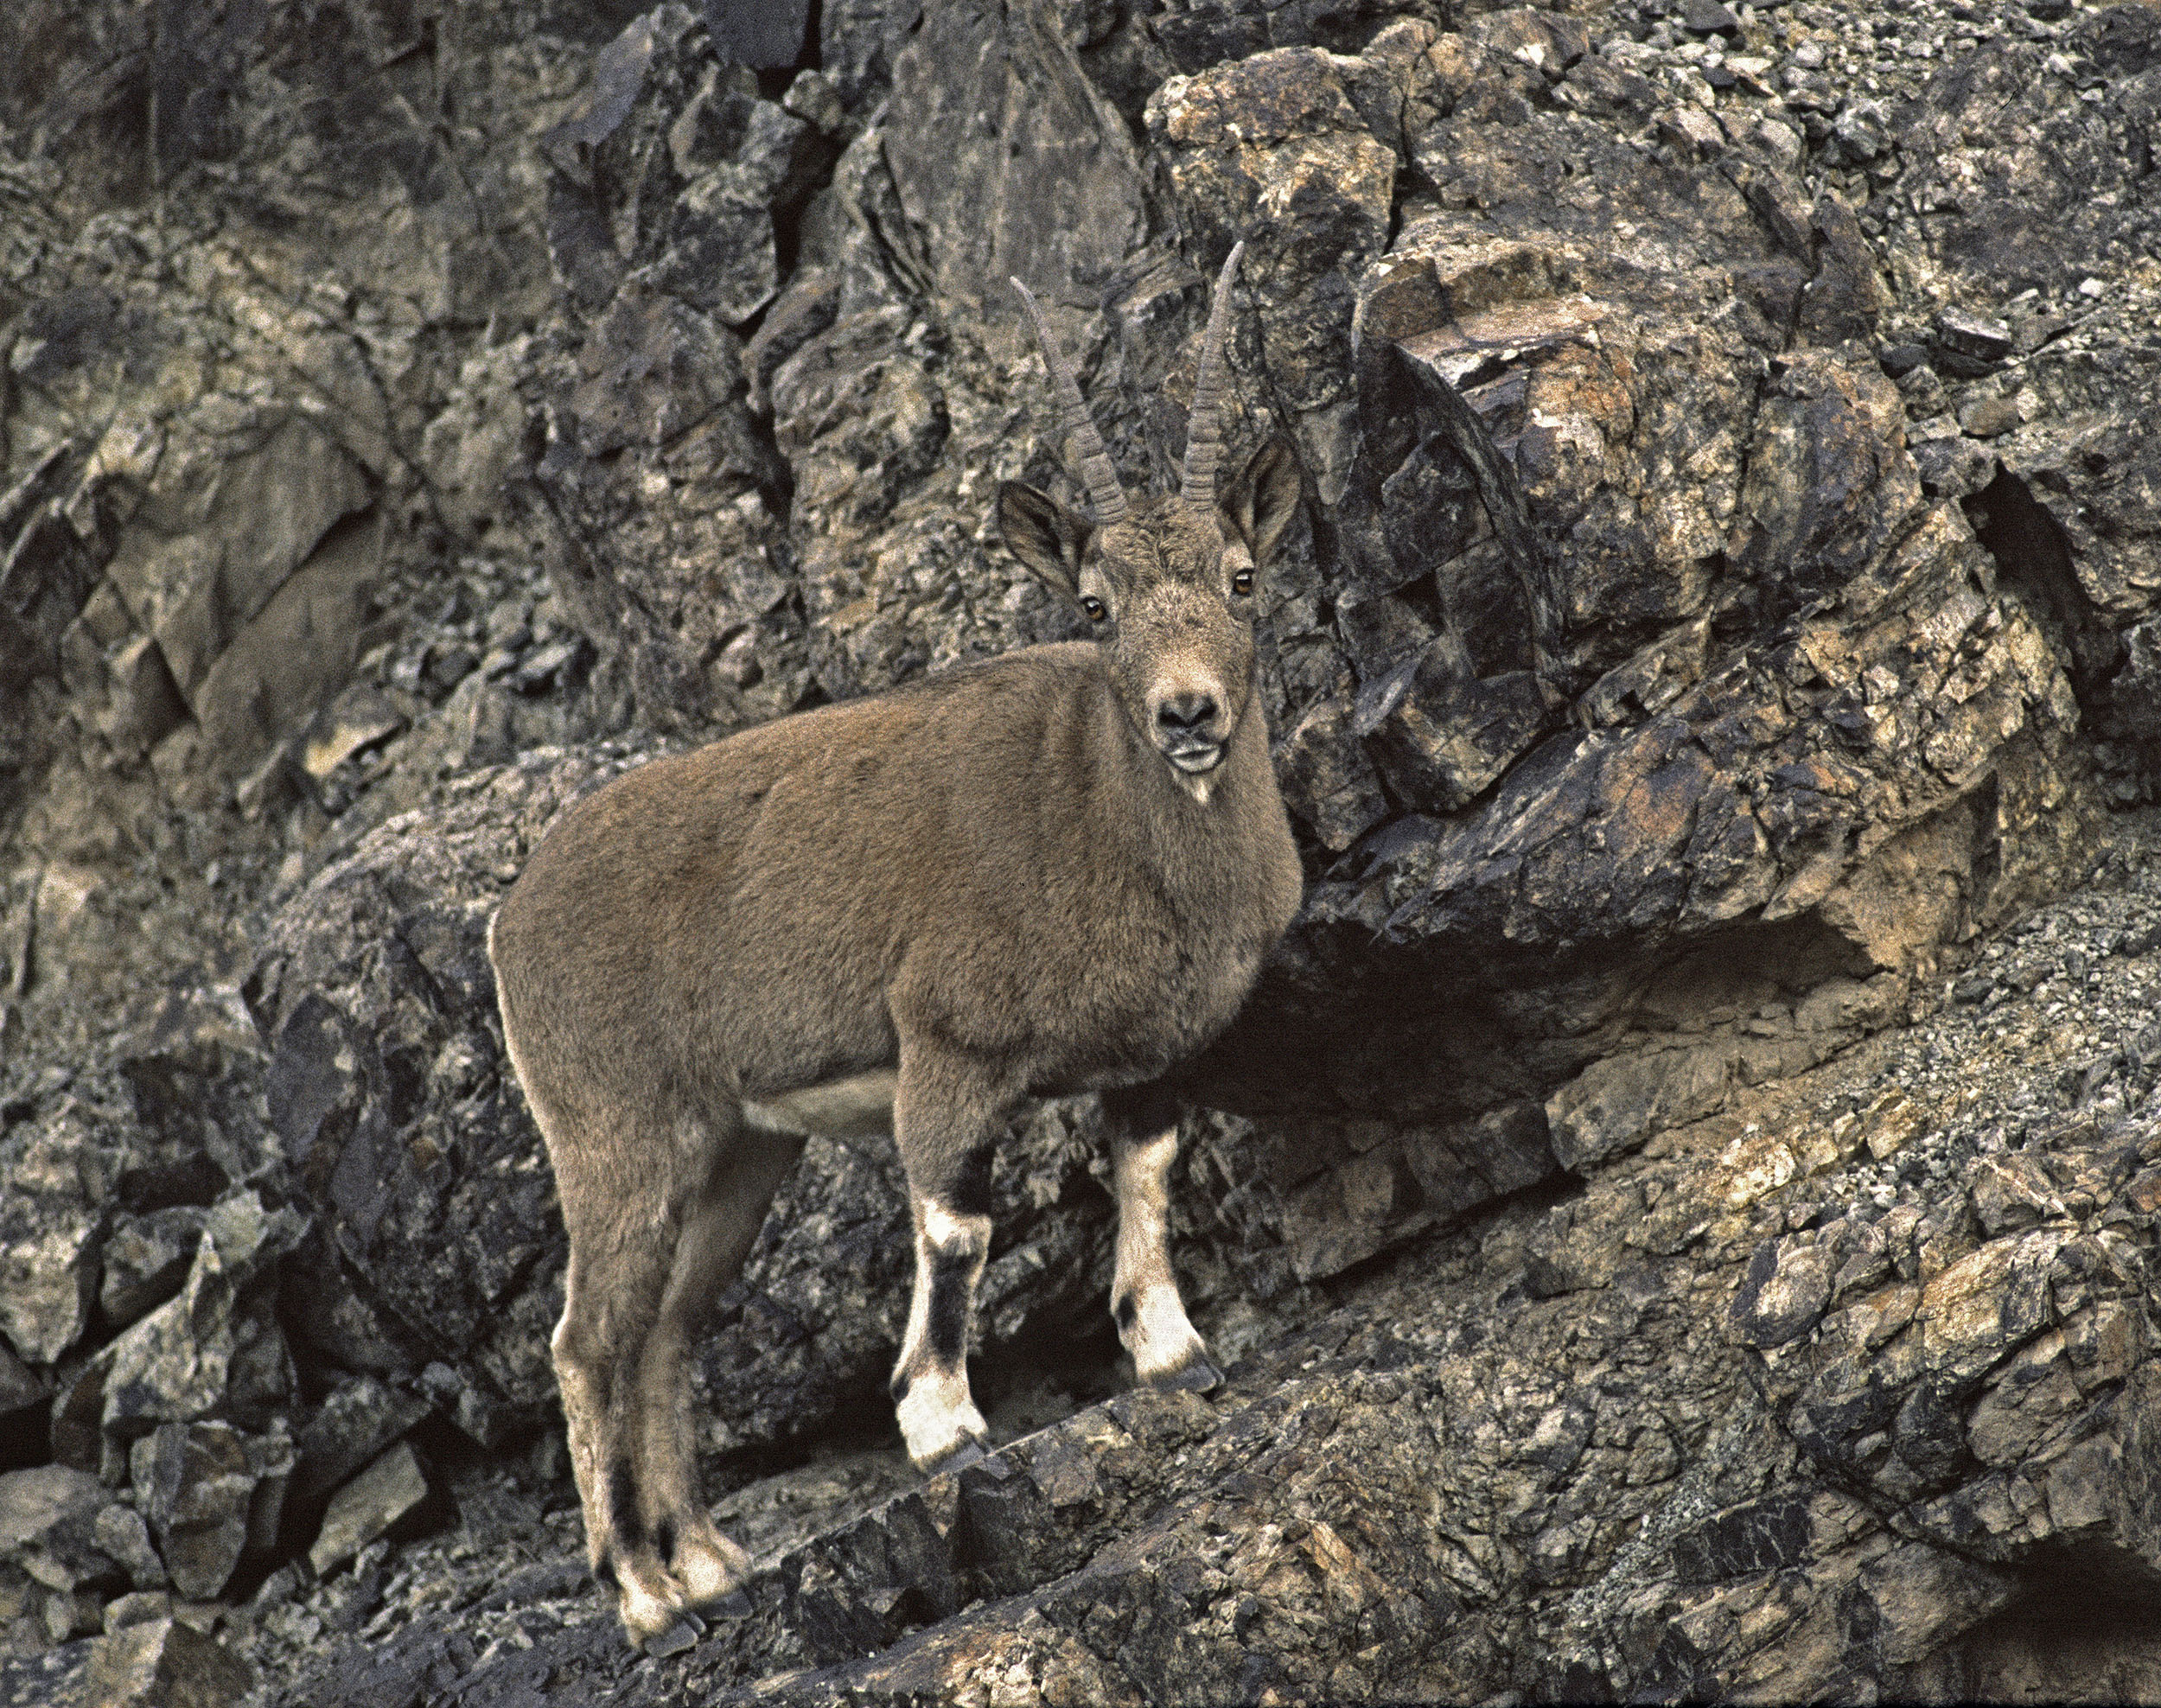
[551,1203,682,1644]
[631,1125,805,1618]
[540,1096,724,1650]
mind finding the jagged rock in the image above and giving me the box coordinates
[102,406,370,711]
[128,1418,290,1601]
[1893,4,2161,761]
[1151,44,1395,434]
[107,985,269,1208]
[97,1209,207,1333]
[883,0,1148,308]
[284,1377,430,1545]
[0,1218,97,1373]
[0,1465,124,1655]
[307,1442,430,1578]
[100,1590,173,1632]
[88,1508,163,1596]
[78,1615,253,1708]
[50,1191,303,1485]
[0,1095,146,1370]
[246,747,656,1447]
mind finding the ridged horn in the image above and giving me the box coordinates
[1011,277,1128,527]
[1179,239,1246,507]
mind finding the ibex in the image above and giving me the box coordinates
[488,243,1303,1649]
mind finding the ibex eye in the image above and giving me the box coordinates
[1231,569,1254,596]
[1080,596,1108,622]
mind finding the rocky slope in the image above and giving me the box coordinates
[1,0,2159,1699]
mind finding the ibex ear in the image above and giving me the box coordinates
[1220,436,1303,566]
[996,481,1093,598]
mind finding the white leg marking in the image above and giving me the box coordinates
[921,1200,985,1251]
[1113,1129,1210,1380]
[894,1202,991,1469]
[673,1527,749,1605]
[896,1364,990,1468]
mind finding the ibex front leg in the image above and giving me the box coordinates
[1103,1087,1221,1391]
[889,1040,1009,1473]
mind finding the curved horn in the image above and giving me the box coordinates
[1179,239,1246,507]
[1010,277,1128,527]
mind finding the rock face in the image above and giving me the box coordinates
[3,0,2161,1697]
[265,837,2161,1705]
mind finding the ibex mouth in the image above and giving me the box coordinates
[1164,742,1224,775]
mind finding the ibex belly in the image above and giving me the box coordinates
[743,1068,898,1144]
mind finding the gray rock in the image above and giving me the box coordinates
[128,1421,275,1601]
[0,1217,98,1371]
[89,1507,164,1596]
[1682,0,1742,35]
[1549,1047,1734,1173]
[307,1442,430,1577]
[1930,308,2015,378]
[78,1615,253,1708]
[884,0,1146,309]
[1912,434,1998,500]
[98,1209,207,1332]
[102,406,371,711]
[1731,1236,1838,1348]
[0,1466,119,1596]
[58,1191,303,1482]
[99,1590,173,1632]
[284,1377,429,1539]
[249,748,657,1446]
[1357,641,1549,814]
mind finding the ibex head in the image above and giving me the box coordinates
[998,243,1302,789]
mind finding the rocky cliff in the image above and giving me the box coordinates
[2,0,2160,1700]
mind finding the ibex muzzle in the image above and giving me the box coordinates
[488,243,1304,1651]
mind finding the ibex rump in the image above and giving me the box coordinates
[488,245,1303,1647]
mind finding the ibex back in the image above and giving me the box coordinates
[488,245,1304,1649]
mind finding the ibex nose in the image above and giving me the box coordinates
[1157,691,1219,733]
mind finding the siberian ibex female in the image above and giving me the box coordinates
[489,243,1303,1648]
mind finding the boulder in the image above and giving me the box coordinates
[98,1210,207,1333]
[307,1441,431,1578]
[129,1419,290,1601]
[78,1615,254,1708]
[283,1376,430,1545]
[49,1190,303,1488]
[0,1465,125,1654]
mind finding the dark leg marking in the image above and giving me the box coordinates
[940,1149,995,1220]
[653,1516,676,1567]
[926,1244,977,1367]
[1113,1294,1137,1335]
[609,1458,643,1553]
